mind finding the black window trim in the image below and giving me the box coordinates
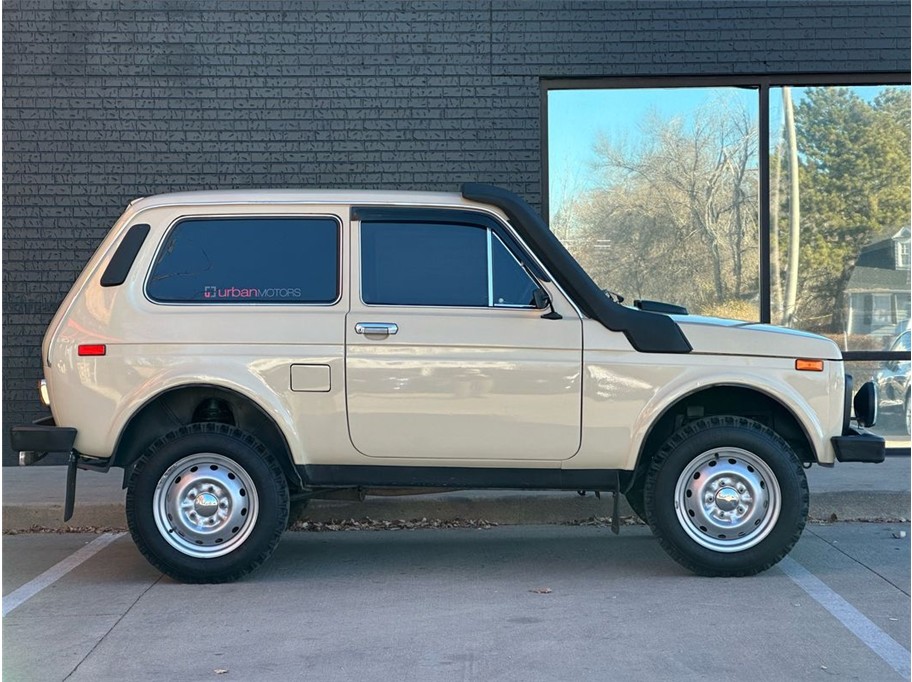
[100,223,150,287]
[540,71,912,363]
[353,207,545,311]
[143,213,344,307]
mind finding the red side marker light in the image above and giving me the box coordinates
[78,344,106,356]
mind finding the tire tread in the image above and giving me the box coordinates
[125,422,289,583]
[644,415,808,577]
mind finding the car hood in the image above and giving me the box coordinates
[673,315,843,360]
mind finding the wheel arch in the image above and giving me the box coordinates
[624,384,817,493]
[111,383,303,491]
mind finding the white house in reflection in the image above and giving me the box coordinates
[845,227,911,339]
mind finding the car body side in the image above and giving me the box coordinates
[41,191,845,480]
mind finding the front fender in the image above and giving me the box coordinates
[622,366,834,471]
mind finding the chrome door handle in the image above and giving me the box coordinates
[354,322,399,336]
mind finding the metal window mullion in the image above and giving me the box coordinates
[486,227,494,306]
[759,81,771,324]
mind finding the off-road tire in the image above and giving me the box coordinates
[624,484,648,523]
[644,415,808,577]
[126,423,289,583]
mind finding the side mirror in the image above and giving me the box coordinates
[533,288,562,320]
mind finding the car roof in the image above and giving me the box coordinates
[127,189,472,212]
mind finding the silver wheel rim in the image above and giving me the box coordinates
[673,447,781,553]
[152,453,259,559]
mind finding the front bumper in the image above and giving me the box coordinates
[831,427,885,463]
[10,416,77,465]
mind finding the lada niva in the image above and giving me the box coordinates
[11,184,884,582]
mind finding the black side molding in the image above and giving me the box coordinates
[100,223,150,287]
[460,183,692,354]
[299,465,621,491]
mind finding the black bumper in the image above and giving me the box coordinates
[831,427,885,463]
[10,416,77,463]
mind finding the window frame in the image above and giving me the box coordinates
[357,211,543,310]
[898,240,910,270]
[144,213,344,307]
[541,72,911,364]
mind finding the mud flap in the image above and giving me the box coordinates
[64,452,77,522]
[611,479,620,535]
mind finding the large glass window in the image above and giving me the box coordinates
[147,217,340,304]
[769,86,911,351]
[548,86,760,320]
[547,77,911,448]
[846,357,911,443]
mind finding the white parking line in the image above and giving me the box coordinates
[779,556,911,680]
[2,533,124,617]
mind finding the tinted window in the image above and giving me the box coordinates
[147,217,339,304]
[492,234,538,306]
[361,222,487,306]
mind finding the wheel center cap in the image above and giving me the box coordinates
[715,487,739,512]
[194,492,220,517]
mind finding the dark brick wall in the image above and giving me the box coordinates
[3,1,909,463]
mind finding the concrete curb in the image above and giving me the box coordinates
[3,489,909,532]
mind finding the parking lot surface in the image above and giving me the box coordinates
[3,523,910,681]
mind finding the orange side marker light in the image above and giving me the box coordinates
[795,358,824,372]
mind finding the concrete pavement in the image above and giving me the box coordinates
[2,455,909,531]
[3,523,910,680]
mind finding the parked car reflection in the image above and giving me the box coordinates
[874,329,911,435]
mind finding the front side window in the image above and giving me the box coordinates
[360,220,539,307]
[147,217,340,304]
[491,233,539,306]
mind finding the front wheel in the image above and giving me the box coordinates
[126,423,289,583]
[644,416,808,577]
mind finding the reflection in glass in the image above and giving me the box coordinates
[846,359,911,447]
[770,85,911,351]
[548,87,760,320]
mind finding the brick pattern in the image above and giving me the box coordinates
[3,1,909,463]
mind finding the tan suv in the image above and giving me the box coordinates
[11,184,884,583]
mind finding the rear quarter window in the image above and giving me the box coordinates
[146,217,340,304]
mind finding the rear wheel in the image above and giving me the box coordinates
[644,415,808,576]
[126,423,289,583]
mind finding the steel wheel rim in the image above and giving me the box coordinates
[152,453,259,558]
[673,447,781,553]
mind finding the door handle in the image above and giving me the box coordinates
[354,322,399,336]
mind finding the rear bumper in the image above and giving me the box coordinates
[831,427,885,463]
[10,416,77,465]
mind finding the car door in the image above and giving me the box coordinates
[345,208,583,461]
